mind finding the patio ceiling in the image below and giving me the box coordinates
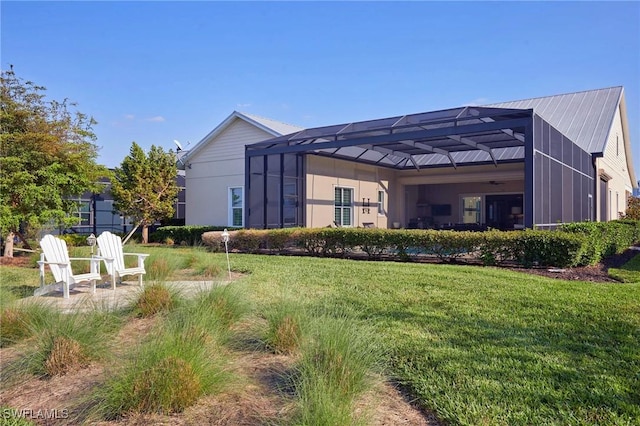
[246,106,533,170]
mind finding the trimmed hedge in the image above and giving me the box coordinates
[151,226,241,246]
[196,220,640,268]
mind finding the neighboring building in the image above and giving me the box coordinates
[64,177,135,236]
[64,172,186,236]
[179,111,303,227]
[184,87,636,230]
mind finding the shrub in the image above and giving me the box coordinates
[230,229,266,253]
[151,226,240,246]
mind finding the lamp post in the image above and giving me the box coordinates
[86,233,97,255]
[221,229,231,280]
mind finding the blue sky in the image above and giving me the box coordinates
[2,1,639,175]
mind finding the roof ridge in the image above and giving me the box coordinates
[486,86,623,106]
[237,111,303,130]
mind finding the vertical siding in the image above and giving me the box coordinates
[185,119,275,226]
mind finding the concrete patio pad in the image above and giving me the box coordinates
[18,279,232,313]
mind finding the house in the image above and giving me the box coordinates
[179,111,303,227]
[243,87,636,230]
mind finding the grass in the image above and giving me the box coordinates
[608,253,640,283]
[1,306,123,388]
[93,285,246,419]
[263,299,305,354]
[228,254,640,426]
[2,246,639,424]
[294,314,382,426]
[133,283,181,317]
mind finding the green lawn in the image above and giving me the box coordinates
[3,247,639,425]
[609,253,640,283]
[230,254,640,426]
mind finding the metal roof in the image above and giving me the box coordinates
[487,86,622,154]
[247,87,624,170]
[240,112,304,137]
[247,106,532,169]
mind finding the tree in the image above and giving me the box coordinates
[622,195,640,220]
[0,66,108,257]
[111,142,178,243]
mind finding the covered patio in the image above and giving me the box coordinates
[245,106,594,230]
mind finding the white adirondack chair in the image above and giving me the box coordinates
[96,231,149,288]
[36,234,106,299]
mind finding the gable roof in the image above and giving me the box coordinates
[486,86,623,154]
[180,111,303,166]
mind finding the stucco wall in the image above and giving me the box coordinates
[304,157,526,228]
[305,156,395,228]
[596,106,634,220]
[185,119,275,226]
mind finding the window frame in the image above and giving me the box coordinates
[228,186,244,228]
[377,190,385,216]
[334,186,354,227]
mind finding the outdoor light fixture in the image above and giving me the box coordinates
[221,229,231,280]
[86,233,97,255]
[362,198,371,214]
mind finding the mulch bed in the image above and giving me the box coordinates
[505,248,639,283]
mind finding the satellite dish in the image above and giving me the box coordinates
[173,139,183,151]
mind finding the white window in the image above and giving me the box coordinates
[377,190,385,215]
[228,187,244,227]
[334,187,353,227]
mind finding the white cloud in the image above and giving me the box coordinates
[124,114,135,120]
[145,116,166,123]
[236,103,252,108]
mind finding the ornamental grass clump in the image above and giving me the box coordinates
[0,308,28,348]
[294,315,382,426]
[264,302,304,355]
[145,254,182,281]
[44,335,88,376]
[0,302,58,347]
[134,284,179,317]
[4,309,122,381]
[190,285,249,330]
[95,323,229,418]
[130,355,201,413]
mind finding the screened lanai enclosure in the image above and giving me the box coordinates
[245,105,595,230]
